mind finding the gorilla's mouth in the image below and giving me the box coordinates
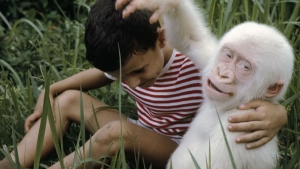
[208,80,223,93]
[207,79,233,96]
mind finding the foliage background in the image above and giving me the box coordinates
[0,0,299,168]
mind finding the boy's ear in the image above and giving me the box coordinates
[157,27,166,48]
[264,80,284,98]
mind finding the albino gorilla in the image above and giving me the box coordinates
[162,1,294,169]
[117,0,294,168]
[167,21,294,169]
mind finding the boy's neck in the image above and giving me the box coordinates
[162,44,174,66]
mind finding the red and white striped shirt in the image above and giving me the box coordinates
[107,50,203,139]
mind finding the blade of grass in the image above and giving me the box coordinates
[73,25,80,68]
[79,86,86,168]
[88,134,92,169]
[74,157,110,168]
[117,43,127,168]
[0,59,25,94]
[217,1,225,38]
[0,145,16,169]
[26,74,34,112]
[0,11,12,30]
[75,0,85,20]
[188,149,201,169]
[278,0,287,32]
[222,0,234,31]
[224,0,240,31]
[284,128,300,135]
[53,0,68,19]
[216,108,237,169]
[116,144,124,169]
[243,0,249,21]
[284,0,300,39]
[251,1,259,21]
[91,103,100,131]
[208,138,211,169]
[28,71,40,99]
[281,91,300,106]
[33,75,51,169]
[132,134,140,169]
[285,108,300,168]
[12,126,21,169]
[73,128,84,167]
[8,84,21,120]
[49,65,63,82]
[263,0,271,23]
[8,18,44,42]
[74,2,91,13]
[58,105,66,164]
[47,96,65,168]
[110,148,119,169]
[168,158,172,169]
[207,0,217,29]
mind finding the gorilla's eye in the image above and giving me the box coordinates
[226,53,232,59]
[238,60,251,71]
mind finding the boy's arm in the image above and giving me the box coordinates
[116,0,217,70]
[228,100,287,149]
[48,68,113,96]
[25,68,113,131]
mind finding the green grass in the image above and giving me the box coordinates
[0,0,299,168]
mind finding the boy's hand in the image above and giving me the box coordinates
[115,0,179,23]
[24,90,55,132]
[227,100,287,149]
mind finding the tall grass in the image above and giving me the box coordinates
[0,0,299,168]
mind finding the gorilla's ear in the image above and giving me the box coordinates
[264,80,284,98]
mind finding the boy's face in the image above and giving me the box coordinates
[106,28,167,89]
[106,43,165,89]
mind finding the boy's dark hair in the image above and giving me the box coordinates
[85,0,161,72]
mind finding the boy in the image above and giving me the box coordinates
[0,0,287,168]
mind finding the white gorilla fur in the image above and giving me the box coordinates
[159,0,294,169]
[167,22,294,169]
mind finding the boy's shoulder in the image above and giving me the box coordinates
[159,49,201,79]
[172,49,200,69]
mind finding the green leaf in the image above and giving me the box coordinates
[188,149,201,169]
[216,108,237,169]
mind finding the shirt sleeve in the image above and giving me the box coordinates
[104,72,117,80]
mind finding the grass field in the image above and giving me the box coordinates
[0,0,299,168]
